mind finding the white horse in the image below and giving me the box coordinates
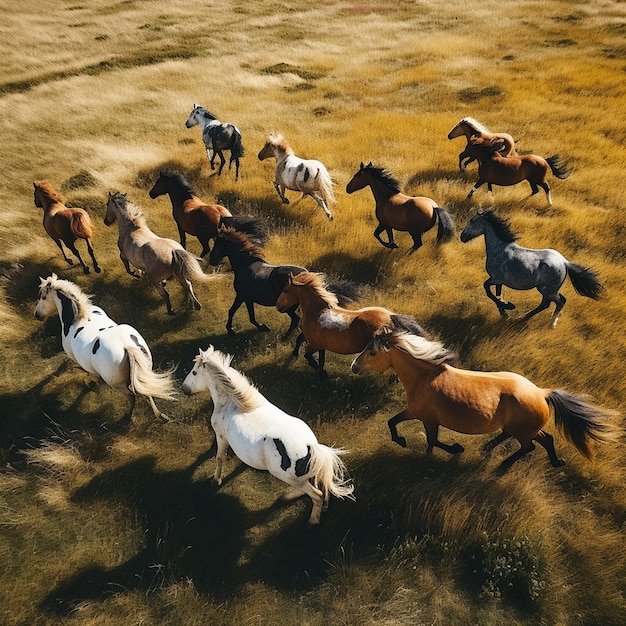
[182,346,354,524]
[257,133,336,220]
[34,274,176,422]
[185,103,244,179]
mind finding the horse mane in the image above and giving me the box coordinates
[363,164,402,193]
[162,171,196,196]
[290,272,339,306]
[382,329,455,365]
[109,193,146,227]
[40,273,92,319]
[34,181,65,203]
[266,133,294,155]
[196,348,264,411]
[219,227,266,260]
[459,117,491,135]
[194,104,217,120]
[480,210,518,243]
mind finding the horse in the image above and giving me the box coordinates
[275,271,425,376]
[35,274,176,422]
[185,104,244,179]
[104,192,219,315]
[351,328,618,472]
[461,141,570,206]
[447,117,517,170]
[148,171,265,257]
[258,133,335,220]
[460,211,605,327]
[33,181,101,274]
[345,162,455,254]
[181,345,354,524]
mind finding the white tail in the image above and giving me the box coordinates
[308,443,354,503]
[126,344,176,401]
[172,249,219,284]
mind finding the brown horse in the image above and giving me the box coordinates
[148,172,232,257]
[346,163,455,254]
[463,141,571,206]
[33,181,101,274]
[275,271,425,376]
[351,328,619,471]
[447,117,518,170]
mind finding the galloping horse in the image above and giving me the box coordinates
[276,271,425,376]
[462,141,570,206]
[351,328,618,471]
[104,192,218,315]
[33,181,101,274]
[447,117,517,170]
[148,171,264,257]
[35,274,175,422]
[185,104,244,179]
[460,211,604,327]
[346,162,455,254]
[258,133,335,220]
[182,345,354,524]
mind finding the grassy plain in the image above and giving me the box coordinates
[1,1,626,624]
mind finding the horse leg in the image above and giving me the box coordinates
[483,430,512,452]
[53,239,74,267]
[154,280,175,315]
[180,278,202,311]
[407,232,423,255]
[121,254,141,278]
[274,181,289,204]
[299,481,325,525]
[280,486,306,502]
[282,306,300,340]
[388,408,415,447]
[484,281,515,315]
[292,332,306,358]
[213,433,229,485]
[66,241,90,274]
[523,294,552,323]
[85,239,101,273]
[177,224,187,250]
[550,294,566,329]
[309,193,333,220]
[120,393,136,422]
[540,182,552,206]
[467,179,486,198]
[424,423,464,455]
[216,150,226,176]
[226,295,245,335]
[374,224,397,249]
[245,300,270,332]
[497,441,535,473]
[534,430,565,467]
[146,395,170,421]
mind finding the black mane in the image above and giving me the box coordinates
[364,164,402,193]
[162,171,196,197]
[482,210,518,243]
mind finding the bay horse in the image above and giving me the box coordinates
[182,345,354,524]
[33,181,101,274]
[462,141,570,206]
[346,162,455,254]
[351,328,618,472]
[148,171,264,257]
[460,211,604,327]
[275,271,425,376]
[35,274,176,422]
[447,117,517,170]
[104,192,219,315]
[258,133,335,220]
[185,104,244,179]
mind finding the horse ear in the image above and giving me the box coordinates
[367,161,373,167]
[359,162,364,169]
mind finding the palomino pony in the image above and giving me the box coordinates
[104,192,218,315]
[185,104,244,179]
[148,171,265,257]
[33,181,101,274]
[182,345,354,524]
[351,328,618,471]
[346,162,455,254]
[460,211,604,327]
[35,274,175,422]
[258,133,335,220]
[447,117,517,170]
[462,141,570,206]
[276,271,425,376]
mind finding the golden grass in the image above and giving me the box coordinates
[1,0,626,624]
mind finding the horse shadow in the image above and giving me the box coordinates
[311,250,395,287]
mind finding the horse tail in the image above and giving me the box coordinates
[221,215,269,245]
[172,249,218,283]
[546,390,620,460]
[325,277,362,306]
[434,207,455,245]
[69,211,95,240]
[390,314,425,337]
[307,443,354,503]
[315,167,336,206]
[546,155,571,179]
[566,263,606,300]
[231,128,244,160]
[126,344,177,401]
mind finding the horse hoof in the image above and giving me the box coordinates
[83,267,90,274]
[551,458,566,467]
[503,302,516,310]
[389,243,399,249]
[393,436,407,448]
[194,302,202,310]
[283,199,290,205]
[258,324,271,332]
[227,329,236,337]
[95,266,102,273]
[450,443,464,454]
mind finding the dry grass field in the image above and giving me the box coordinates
[1,1,626,624]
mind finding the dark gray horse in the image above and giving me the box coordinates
[185,104,244,179]
[460,211,604,327]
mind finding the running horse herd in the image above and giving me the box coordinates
[31,109,619,524]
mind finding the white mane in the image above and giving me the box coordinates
[109,193,147,227]
[196,347,265,411]
[388,331,453,365]
[40,273,93,318]
[460,117,491,134]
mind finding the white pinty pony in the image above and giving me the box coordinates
[182,346,354,524]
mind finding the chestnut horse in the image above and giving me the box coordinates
[463,141,570,206]
[33,181,101,274]
[276,271,425,376]
[447,117,517,170]
[351,328,619,472]
[346,163,455,254]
